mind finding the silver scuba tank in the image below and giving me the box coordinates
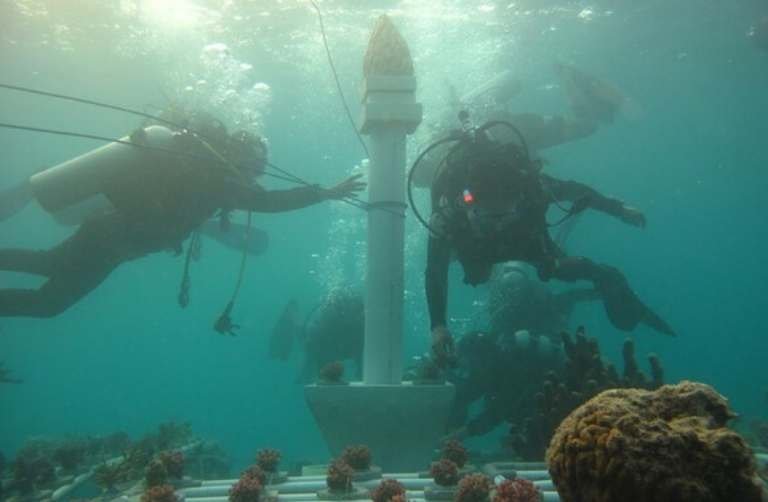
[29,125,179,225]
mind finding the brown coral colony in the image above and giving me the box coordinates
[547,381,765,502]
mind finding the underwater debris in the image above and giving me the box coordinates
[326,459,354,492]
[142,484,178,502]
[547,381,766,502]
[492,478,540,502]
[505,326,665,460]
[229,474,263,502]
[341,445,372,471]
[370,479,406,502]
[318,361,346,384]
[441,440,468,469]
[255,448,281,473]
[429,458,459,487]
[455,474,492,502]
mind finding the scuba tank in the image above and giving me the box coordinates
[29,125,179,225]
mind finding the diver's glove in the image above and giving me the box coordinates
[323,174,367,200]
[431,326,458,370]
[618,205,646,228]
[214,301,240,336]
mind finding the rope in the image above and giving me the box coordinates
[309,0,370,159]
[0,83,183,130]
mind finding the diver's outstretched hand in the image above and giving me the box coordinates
[431,325,457,370]
[619,205,646,228]
[324,174,366,200]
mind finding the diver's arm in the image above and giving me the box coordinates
[541,175,645,227]
[231,183,329,213]
[425,235,452,331]
[225,174,365,213]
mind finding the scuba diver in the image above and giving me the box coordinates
[297,288,364,383]
[0,110,365,322]
[487,261,600,340]
[416,113,676,362]
[411,63,635,188]
[445,330,563,441]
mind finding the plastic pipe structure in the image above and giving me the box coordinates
[359,15,423,385]
[179,468,563,502]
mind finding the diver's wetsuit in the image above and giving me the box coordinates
[488,265,600,339]
[447,331,564,438]
[0,151,327,318]
[425,162,675,336]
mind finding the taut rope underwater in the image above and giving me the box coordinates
[0,83,395,215]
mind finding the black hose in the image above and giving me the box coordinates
[406,135,465,237]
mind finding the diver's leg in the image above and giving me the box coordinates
[0,224,91,276]
[548,256,675,336]
[0,179,33,222]
[553,63,624,125]
[0,217,123,318]
[0,254,119,318]
[506,113,597,150]
[0,249,57,276]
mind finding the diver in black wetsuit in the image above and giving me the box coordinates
[446,330,563,441]
[0,114,365,320]
[422,120,675,361]
[488,261,600,340]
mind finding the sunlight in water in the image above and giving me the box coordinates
[137,0,205,30]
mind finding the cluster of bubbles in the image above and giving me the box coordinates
[311,159,370,292]
[173,42,272,133]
